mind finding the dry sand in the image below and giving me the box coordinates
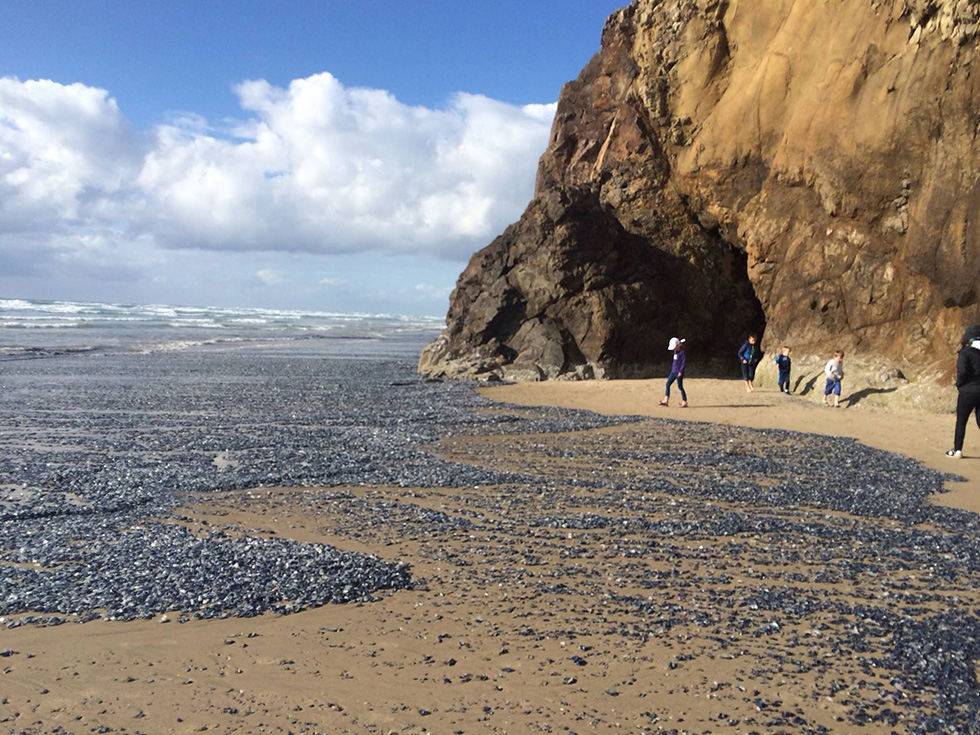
[2,379,978,735]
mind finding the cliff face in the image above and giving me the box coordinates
[420,0,980,380]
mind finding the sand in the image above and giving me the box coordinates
[2,379,977,735]
[479,379,979,514]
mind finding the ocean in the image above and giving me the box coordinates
[0,297,446,360]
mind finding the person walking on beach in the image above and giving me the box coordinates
[822,350,845,407]
[947,325,980,458]
[738,333,759,392]
[774,345,792,394]
[658,337,688,408]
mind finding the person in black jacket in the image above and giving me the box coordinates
[948,324,980,458]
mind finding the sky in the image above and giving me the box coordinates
[1,1,627,316]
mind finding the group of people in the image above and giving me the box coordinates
[655,324,980,460]
[657,333,846,408]
[737,334,845,405]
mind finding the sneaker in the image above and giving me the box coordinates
[947,449,963,459]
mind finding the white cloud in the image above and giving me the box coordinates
[0,78,140,232]
[0,74,552,254]
[0,73,554,309]
[319,276,348,287]
[255,268,283,285]
[414,282,453,300]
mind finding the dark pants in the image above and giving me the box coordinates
[953,390,980,452]
[777,371,790,392]
[741,362,756,381]
[665,372,686,401]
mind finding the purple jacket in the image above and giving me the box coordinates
[671,349,686,375]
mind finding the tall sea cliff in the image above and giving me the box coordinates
[421,0,980,382]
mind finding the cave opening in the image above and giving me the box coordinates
[725,239,767,374]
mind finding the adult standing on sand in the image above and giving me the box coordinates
[738,333,759,392]
[948,325,980,459]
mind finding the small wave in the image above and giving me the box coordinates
[0,299,36,310]
[224,318,272,325]
[0,345,101,361]
[167,319,224,329]
[0,299,106,315]
[0,320,91,329]
[133,337,248,354]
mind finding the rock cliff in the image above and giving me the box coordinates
[420,0,980,381]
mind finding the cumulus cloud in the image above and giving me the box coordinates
[0,78,141,234]
[0,73,554,277]
[141,74,554,256]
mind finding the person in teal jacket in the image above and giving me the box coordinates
[738,334,759,392]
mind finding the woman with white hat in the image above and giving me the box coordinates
[658,337,688,408]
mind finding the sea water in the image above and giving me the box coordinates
[0,297,445,360]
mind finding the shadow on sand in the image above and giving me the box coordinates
[797,375,819,395]
[844,386,898,407]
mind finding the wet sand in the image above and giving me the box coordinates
[3,379,979,734]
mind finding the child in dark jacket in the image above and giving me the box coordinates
[774,346,792,394]
[658,337,688,408]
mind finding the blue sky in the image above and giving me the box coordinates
[1,1,626,315]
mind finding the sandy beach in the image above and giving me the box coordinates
[4,376,980,734]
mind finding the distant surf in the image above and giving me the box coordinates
[0,298,444,359]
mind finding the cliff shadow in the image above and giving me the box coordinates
[546,199,767,378]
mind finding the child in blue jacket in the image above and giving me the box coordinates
[774,346,792,394]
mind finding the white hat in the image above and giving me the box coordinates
[668,337,685,350]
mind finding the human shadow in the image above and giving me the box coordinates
[844,386,898,407]
[796,375,819,396]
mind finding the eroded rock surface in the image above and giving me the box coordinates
[421,0,980,380]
